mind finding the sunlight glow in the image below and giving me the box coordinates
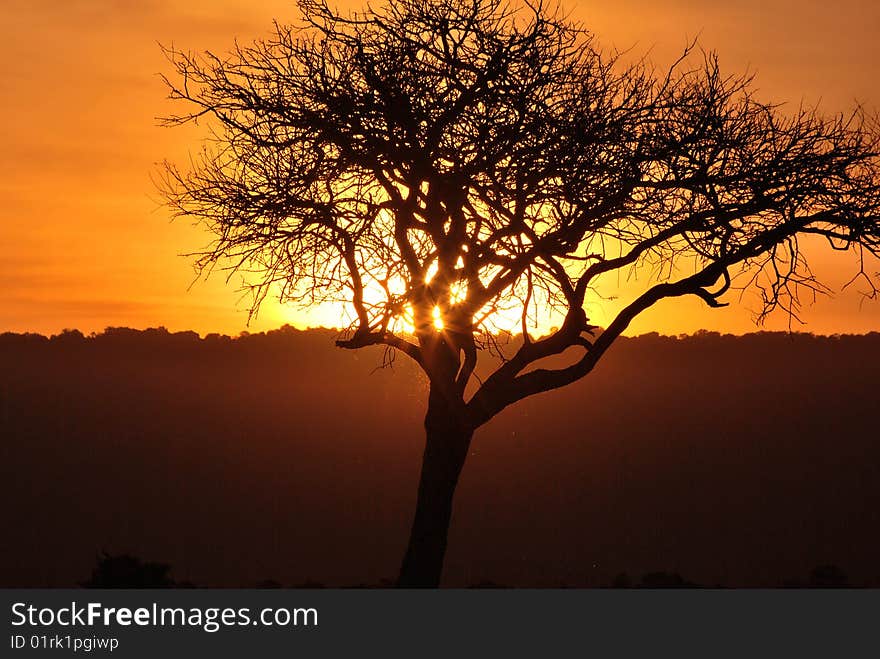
[432,306,444,330]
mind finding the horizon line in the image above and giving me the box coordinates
[3,324,879,342]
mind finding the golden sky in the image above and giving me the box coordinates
[2,0,878,337]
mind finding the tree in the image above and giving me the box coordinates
[159,0,880,587]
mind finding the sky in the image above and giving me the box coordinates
[1,0,878,337]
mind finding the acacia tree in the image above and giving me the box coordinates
[159,0,880,587]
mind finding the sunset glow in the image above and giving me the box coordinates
[4,0,880,600]
[2,0,878,337]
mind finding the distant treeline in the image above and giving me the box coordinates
[2,326,879,587]
[5,323,880,347]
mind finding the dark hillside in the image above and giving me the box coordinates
[2,327,878,586]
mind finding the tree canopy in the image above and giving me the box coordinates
[160,0,880,425]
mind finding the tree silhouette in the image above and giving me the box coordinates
[159,0,880,586]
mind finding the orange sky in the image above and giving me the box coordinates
[2,0,878,337]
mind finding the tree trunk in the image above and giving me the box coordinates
[397,385,473,588]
